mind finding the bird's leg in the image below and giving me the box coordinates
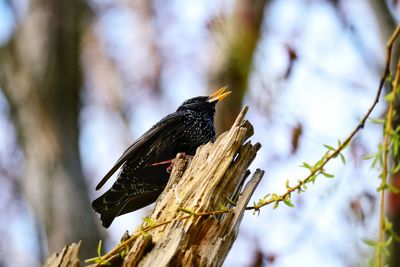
[147,158,175,174]
[180,153,194,163]
[148,159,173,166]
[166,153,195,173]
[147,153,194,173]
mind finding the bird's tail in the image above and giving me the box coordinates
[92,186,164,228]
[92,190,129,228]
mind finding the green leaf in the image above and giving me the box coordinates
[385,73,393,81]
[385,91,395,102]
[321,171,334,178]
[120,247,128,258]
[262,194,271,201]
[392,132,400,156]
[297,187,302,194]
[323,144,335,151]
[362,154,375,160]
[143,217,155,227]
[97,240,102,257]
[362,238,378,247]
[218,203,229,211]
[140,230,150,237]
[100,260,112,266]
[392,163,400,174]
[315,158,325,168]
[367,149,382,169]
[300,162,312,170]
[85,257,100,264]
[273,201,279,209]
[384,217,393,231]
[383,246,391,257]
[393,141,399,157]
[283,199,295,208]
[388,183,400,194]
[252,209,261,216]
[308,174,317,184]
[369,118,386,124]
[178,208,194,215]
[339,153,346,164]
[256,198,265,206]
[285,179,291,189]
[377,182,387,192]
[225,197,237,206]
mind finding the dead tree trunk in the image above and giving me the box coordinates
[46,107,264,267]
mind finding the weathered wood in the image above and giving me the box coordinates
[122,106,264,267]
[44,107,264,267]
[44,242,81,267]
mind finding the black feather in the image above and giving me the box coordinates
[92,94,225,227]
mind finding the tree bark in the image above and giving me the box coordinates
[0,0,102,260]
[45,107,264,266]
[44,242,81,267]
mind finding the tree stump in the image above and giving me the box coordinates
[122,106,263,267]
[46,106,264,267]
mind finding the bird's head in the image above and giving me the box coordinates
[177,87,231,115]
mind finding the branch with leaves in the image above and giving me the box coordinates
[369,27,400,267]
[246,26,400,213]
[85,209,230,265]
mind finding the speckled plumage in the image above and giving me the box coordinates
[92,94,227,228]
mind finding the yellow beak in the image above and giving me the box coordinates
[207,86,231,103]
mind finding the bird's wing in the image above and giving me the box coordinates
[95,112,186,190]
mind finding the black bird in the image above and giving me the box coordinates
[92,87,231,228]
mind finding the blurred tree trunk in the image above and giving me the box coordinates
[368,0,397,54]
[210,0,270,132]
[0,0,102,261]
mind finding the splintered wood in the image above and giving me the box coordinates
[43,107,264,267]
[123,106,264,267]
[44,242,81,267]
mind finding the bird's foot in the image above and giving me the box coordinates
[169,153,195,172]
[176,152,194,163]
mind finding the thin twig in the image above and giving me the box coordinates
[246,25,400,211]
[88,209,231,266]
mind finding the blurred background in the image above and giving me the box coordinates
[0,0,399,266]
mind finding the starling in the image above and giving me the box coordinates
[92,87,231,228]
